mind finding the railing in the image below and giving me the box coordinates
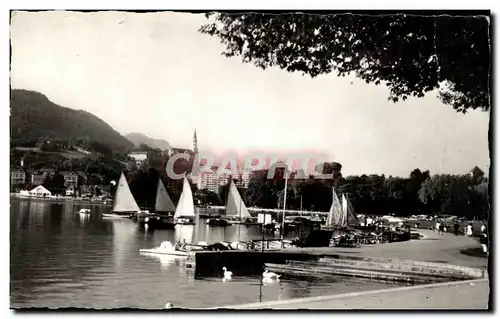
[247,239,293,251]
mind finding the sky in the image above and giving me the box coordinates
[10,11,490,177]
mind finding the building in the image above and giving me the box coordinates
[234,168,251,189]
[31,171,49,186]
[29,185,51,197]
[65,186,76,196]
[10,169,26,188]
[198,170,219,193]
[195,166,251,193]
[24,168,55,186]
[129,151,148,165]
[60,171,78,188]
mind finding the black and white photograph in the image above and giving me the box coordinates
[8,7,491,311]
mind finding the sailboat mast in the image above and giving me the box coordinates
[238,193,241,241]
[280,170,288,246]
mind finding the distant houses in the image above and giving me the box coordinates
[9,167,111,195]
[129,151,148,165]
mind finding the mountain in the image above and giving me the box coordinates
[126,132,171,151]
[10,89,134,150]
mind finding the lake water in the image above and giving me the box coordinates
[10,199,402,309]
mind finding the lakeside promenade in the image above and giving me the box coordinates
[221,229,489,309]
[287,229,488,269]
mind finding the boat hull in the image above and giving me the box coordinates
[136,213,176,229]
[103,213,134,219]
[175,218,195,225]
[139,248,189,257]
[207,218,230,227]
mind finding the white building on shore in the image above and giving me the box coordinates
[28,185,52,197]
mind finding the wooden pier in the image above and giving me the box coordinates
[264,257,485,284]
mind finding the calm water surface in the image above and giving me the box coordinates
[10,199,401,309]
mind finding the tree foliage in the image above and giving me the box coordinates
[241,166,489,219]
[200,12,490,112]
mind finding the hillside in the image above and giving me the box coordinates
[126,132,171,151]
[10,89,134,150]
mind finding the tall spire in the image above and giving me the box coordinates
[193,129,198,154]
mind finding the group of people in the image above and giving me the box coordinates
[434,220,489,254]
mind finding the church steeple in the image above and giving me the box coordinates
[193,129,198,154]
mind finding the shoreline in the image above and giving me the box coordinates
[10,194,111,206]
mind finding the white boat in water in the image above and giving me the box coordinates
[140,242,189,256]
[174,177,195,225]
[104,172,140,219]
[139,241,203,256]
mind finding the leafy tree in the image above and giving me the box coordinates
[43,173,66,194]
[200,12,490,113]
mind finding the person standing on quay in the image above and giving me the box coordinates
[438,222,444,235]
[454,221,460,236]
[466,224,473,237]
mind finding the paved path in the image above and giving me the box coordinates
[286,229,488,269]
[225,279,489,309]
[219,229,490,309]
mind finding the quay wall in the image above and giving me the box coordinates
[194,249,486,281]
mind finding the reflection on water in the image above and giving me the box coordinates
[174,225,194,244]
[139,252,185,269]
[10,199,401,309]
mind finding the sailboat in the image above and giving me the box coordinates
[226,180,252,223]
[173,177,196,225]
[138,178,177,229]
[323,189,359,229]
[208,179,251,227]
[104,172,140,219]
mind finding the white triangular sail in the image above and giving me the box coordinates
[225,180,251,219]
[113,173,140,213]
[173,177,195,218]
[326,188,345,227]
[155,179,176,212]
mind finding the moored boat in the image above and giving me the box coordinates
[224,180,253,224]
[173,177,196,225]
[138,179,176,229]
[105,172,141,219]
[139,240,205,256]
